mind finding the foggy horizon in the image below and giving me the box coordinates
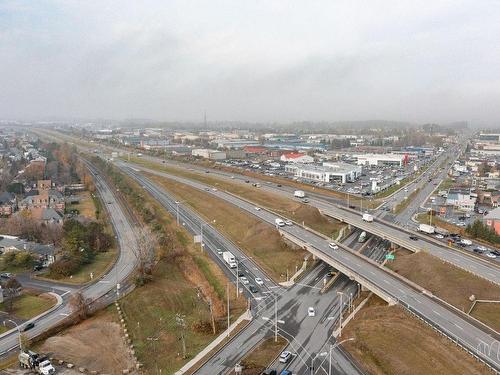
[1,1,500,126]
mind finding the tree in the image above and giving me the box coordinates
[4,278,22,313]
[133,228,158,286]
[69,291,92,320]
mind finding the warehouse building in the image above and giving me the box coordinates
[192,149,226,160]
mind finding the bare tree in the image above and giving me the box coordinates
[132,228,158,286]
[69,291,92,320]
[4,278,22,313]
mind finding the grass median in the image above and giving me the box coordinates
[146,172,309,282]
[386,250,500,330]
[0,290,57,320]
[127,156,344,238]
[342,296,491,375]
[228,337,288,375]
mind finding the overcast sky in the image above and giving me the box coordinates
[0,1,499,125]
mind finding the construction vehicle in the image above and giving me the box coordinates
[19,350,55,374]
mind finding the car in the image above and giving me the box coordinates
[33,264,43,272]
[255,277,264,286]
[303,198,309,203]
[277,184,282,187]
[240,277,249,285]
[485,252,497,259]
[23,322,35,332]
[457,222,466,227]
[249,284,259,293]
[212,188,218,191]
[279,351,292,363]
[327,270,337,277]
[230,176,235,179]
[255,207,261,211]
[328,242,339,250]
[216,248,223,255]
[284,220,293,226]
[491,250,500,256]
[237,271,245,277]
[0,272,12,279]
[245,180,250,183]
[409,235,419,241]
[205,170,210,173]
[262,370,277,375]
[348,205,356,209]
[435,234,444,239]
[162,160,166,163]
[279,371,292,375]
[308,307,315,317]
[204,188,210,191]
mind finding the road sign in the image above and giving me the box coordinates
[385,254,395,260]
[193,235,202,243]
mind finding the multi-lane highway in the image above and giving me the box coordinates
[119,163,364,375]
[124,161,500,372]
[0,160,139,355]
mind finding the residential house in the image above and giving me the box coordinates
[0,235,56,265]
[0,192,17,216]
[19,189,65,212]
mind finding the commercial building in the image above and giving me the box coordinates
[484,208,500,235]
[192,149,226,160]
[285,162,361,184]
[354,153,405,167]
[446,188,477,211]
[280,152,314,163]
[140,139,170,150]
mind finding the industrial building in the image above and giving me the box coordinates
[285,162,361,183]
[192,148,226,160]
[354,153,405,167]
[280,152,314,163]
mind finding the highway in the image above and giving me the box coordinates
[0,160,139,355]
[119,163,364,374]
[124,161,500,372]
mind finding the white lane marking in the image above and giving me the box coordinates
[455,323,464,330]
[432,310,441,316]
[61,291,71,297]
[60,313,70,316]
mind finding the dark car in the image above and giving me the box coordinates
[409,235,419,241]
[245,180,250,183]
[249,284,259,293]
[237,271,245,277]
[262,370,277,375]
[277,184,282,187]
[349,205,356,209]
[23,322,35,332]
[33,264,43,272]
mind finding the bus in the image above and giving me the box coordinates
[358,231,367,243]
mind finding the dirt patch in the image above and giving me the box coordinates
[343,297,491,375]
[40,311,136,374]
[386,250,500,328]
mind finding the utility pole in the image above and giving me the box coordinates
[236,261,239,298]
[207,298,216,335]
[274,293,278,342]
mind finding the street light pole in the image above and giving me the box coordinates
[328,338,355,375]
[274,293,278,342]
[3,319,22,350]
[337,291,344,337]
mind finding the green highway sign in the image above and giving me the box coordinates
[385,254,395,260]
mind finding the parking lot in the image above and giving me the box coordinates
[216,154,436,197]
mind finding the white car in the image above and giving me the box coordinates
[240,276,249,284]
[285,220,293,226]
[216,248,223,255]
[328,242,339,250]
[279,351,292,363]
[486,252,497,259]
[212,188,218,191]
[255,277,264,286]
[435,234,444,239]
[308,307,316,317]
[254,207,261,211]
[231,176,235,179]
[229,262,237,269]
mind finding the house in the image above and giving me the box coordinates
[0,192,17,216]
[0,235,56,265]
[280,152,314,163]
[484,208,500,235]
[19,189,65,212]
[30,207,64,225]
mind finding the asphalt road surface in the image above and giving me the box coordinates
[126,162,500,372]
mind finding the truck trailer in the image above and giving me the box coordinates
[418,224,435,234]
[294,190,305,198]
[362,213,374,222]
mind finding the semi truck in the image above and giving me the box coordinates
[275,218,286,227]
[294,190,305,198]
[222,251,236,268]
[19,351,55,374]
[418,224,435,234]
[362,213,374,222]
